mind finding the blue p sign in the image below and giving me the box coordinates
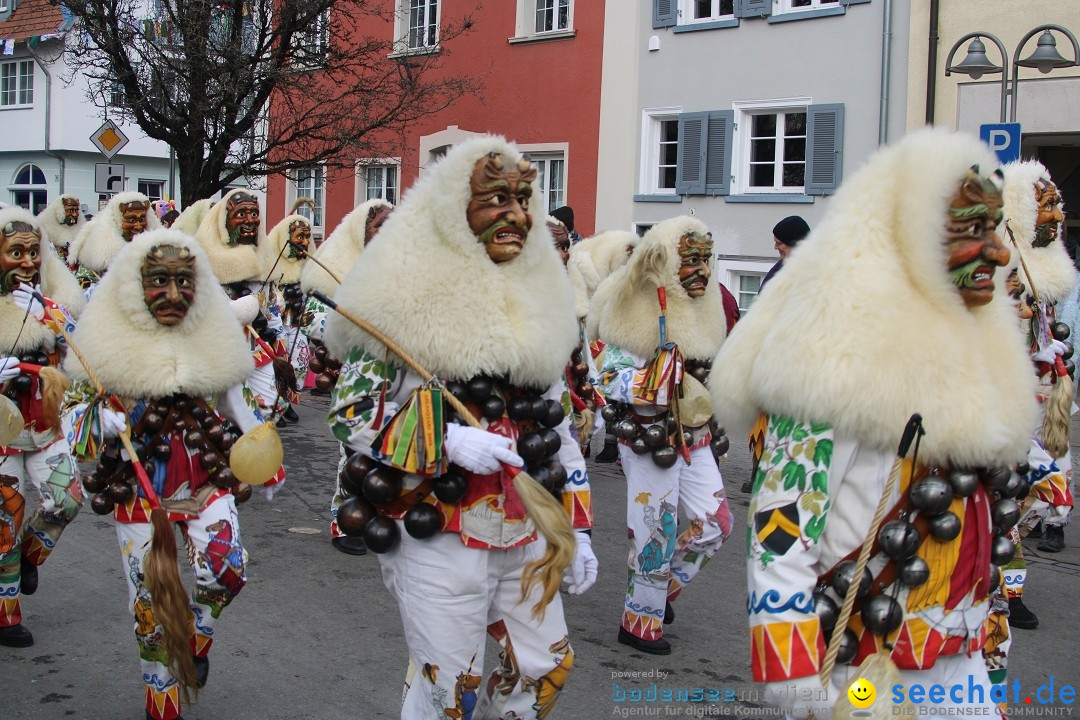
[980,123,1022,164]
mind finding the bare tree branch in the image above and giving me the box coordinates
[61,0,483,207]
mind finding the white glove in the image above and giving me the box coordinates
[231,295,260,325]
[563,531,598,595]
[1032,339,1069,364]
[100,408,128,439]
[444,423,523,475]
[764,676,832,720]
[0,355,20,383]
[12,285,45,321]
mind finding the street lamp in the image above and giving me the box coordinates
[945,32,1008,122]
[1010,25,1080,121]
[944,25,1080,124]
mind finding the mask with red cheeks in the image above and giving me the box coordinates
[287,221,311,258]
[0,222,42,294]
[62,198,80,226]
[677,231,713,298]
[944,168,1009,309]
[142,244,197,326]
[119,201,149,241]
[226,193,260,246]
[466,152,537,264]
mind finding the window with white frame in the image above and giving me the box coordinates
[138,180,164,203]
[294,8,330,65]
[0,0,9,13]
[532,154,566,219]
[399,0,439,51]
[364,164,399,205]
[0,60,34,107]
[737,273,763,313]
[640,110,680,196]
[291,166,325,229]
[535,0,570,33]
[11,163,48,214]
[679,0,734,23]
[745,109,807,193]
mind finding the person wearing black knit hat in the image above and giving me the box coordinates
[551,206,583,245]
[758,215,810,292]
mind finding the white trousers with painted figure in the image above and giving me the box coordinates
[620,443,733,642]
[115,494,247,720]
[380,529,574,720]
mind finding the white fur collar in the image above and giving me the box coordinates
[36,194,85,250]
[567,230,638,318]
[65,229,253,398]
[69,192,160,273]
[1001,160,1077,304]
[0,295,56,356]
[300,199,391,297]
[709,129,1037,467]
[173,198,214,237]
[324,136,578,386]
[589,217,726,361]
[193,189,267,285]
[41,238,86,317]
[265,214,309,286]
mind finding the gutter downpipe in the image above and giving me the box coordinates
[878,0,892,144]
[925,0,940,125]
[29,47,65,194]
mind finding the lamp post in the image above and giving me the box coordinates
[944,25,1080,124]
[1010,25,1080,122]
[944,32,1009,123]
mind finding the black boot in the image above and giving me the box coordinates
[595,438,618,464]
[283,405,300,423]
[617,626,670,655]
[1027,520,1044,539]
[0,623,33,648]
[1037,524,1065,553]
[193,655,209,688]
[332,536,368,556]
[1008,597,1039,629]
[20,556,38,596]
[663,602,675,625]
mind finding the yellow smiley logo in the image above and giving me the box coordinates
[848,677,876,709]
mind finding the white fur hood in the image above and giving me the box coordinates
[709,129,1037,467]
[1001,160,1077,305]
[300,198,391,297]
[0,207,58,354]
[265,214,310,286]
[588,216,726,361]
[36,194,85,250]
[65,229,253,399]
[324,136,578,387]
[194,188,267,285]
[69,191,160,274]
[567,230,639,318]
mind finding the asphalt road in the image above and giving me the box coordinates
[6,393,1080,719]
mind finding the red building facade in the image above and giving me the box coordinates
[265,0,605,242]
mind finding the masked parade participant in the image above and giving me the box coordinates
[323,137,595,719]
[68,192,158,292]
[567,230,639,463]
[709,129,1036,718]
[36,195,86,264]
[193,189,290,498]
[63,228,265,720]
[298,198,392,555]
[0,207,84,648]
[588,215,732,656]
[265,213,314,426]
[995,161,1078,637]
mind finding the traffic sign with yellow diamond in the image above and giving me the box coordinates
[90,120,129,160]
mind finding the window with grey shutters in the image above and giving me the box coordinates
[735,0,772,18]
[676,111,734,196]
[653,0,677,28]
[805,103,844,195]
[676,112,707,195]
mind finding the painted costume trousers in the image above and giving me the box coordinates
[329,445,349,539]
[380,529,574,720]
[0,440,82,628]
[620,443,732,642]
[284,324,310,392]
[116,494,247,720]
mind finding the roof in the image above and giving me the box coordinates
[0,0,67,44]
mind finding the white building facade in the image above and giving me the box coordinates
[596,0,911,313]
[0,0,175,217]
